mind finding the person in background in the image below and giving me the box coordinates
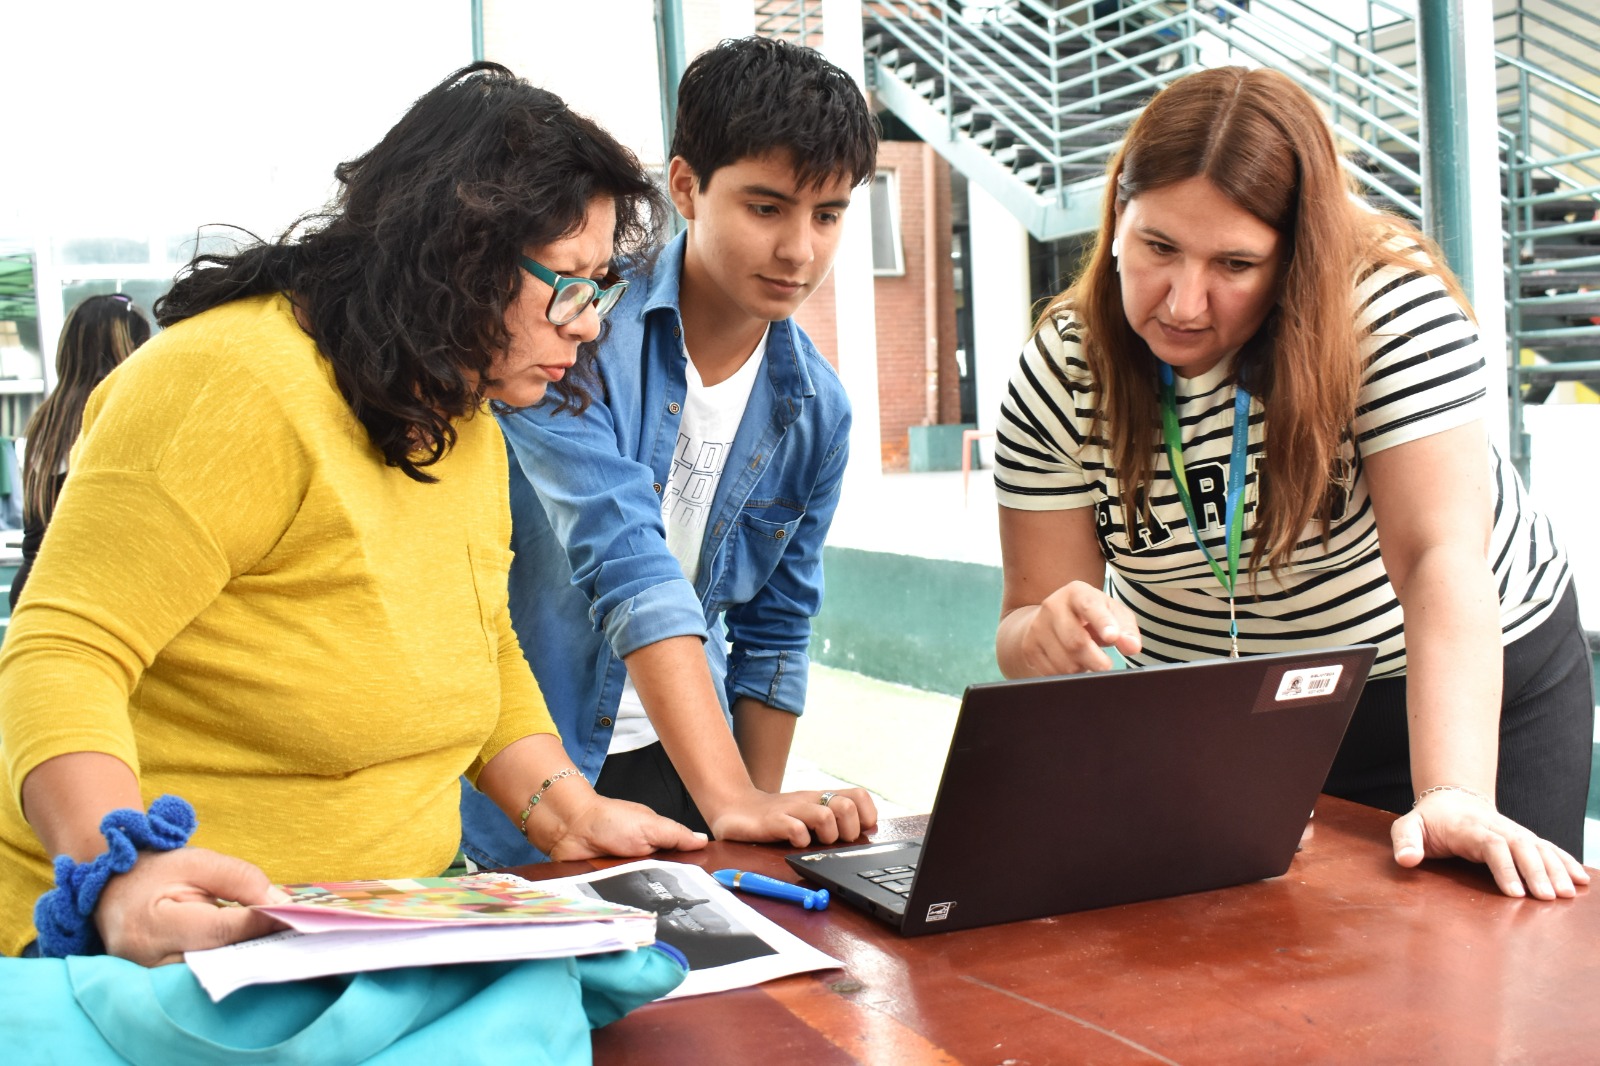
[994,66,1591,900]
[0,63,704,965]
[10,294,151,609]
[459,37,880,868]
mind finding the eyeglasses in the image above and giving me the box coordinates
[519,256,628,326]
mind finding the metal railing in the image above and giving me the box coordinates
[769,0,1432,234]
[754,0,823,42]
[754,0,1600,461]
[1498,0,1600,470]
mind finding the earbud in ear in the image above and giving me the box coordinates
[1110,237,1122,259]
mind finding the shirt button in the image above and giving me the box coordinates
[599,716,613,728]
[774,529,786,539]
[653,483,662,493]
[668,402,681,415]
[673,326,682,338]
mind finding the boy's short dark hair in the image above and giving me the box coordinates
[671,36,879,191]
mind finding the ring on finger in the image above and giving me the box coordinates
[819,791,837,807]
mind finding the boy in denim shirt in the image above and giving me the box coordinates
[460,37,881,865]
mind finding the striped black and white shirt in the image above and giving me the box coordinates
[995,255,1571,678]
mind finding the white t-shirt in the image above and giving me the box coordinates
[993,244,1569,678]
[609,329,769,754]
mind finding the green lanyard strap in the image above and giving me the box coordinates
[1158,363,1251,656]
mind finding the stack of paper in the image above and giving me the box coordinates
[184,873,656,1001]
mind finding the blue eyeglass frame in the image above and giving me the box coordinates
[519,256,629,325]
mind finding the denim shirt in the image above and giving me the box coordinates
[496,232,851,783]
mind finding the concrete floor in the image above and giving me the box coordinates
[781,663,959,819]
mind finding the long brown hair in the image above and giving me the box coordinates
[1039,66,1467,577]
[23,294,150,526]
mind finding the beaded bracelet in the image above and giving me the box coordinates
[519,768,582,837]
[1413,784,1493,808]
[34,794,197,958]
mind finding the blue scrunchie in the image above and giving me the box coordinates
[33,794,197,958]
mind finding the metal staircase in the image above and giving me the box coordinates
[756,0,1600,450]
[1496,1,1600,453]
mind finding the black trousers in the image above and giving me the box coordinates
[1323,582,1594,858]
[595,742,713,837]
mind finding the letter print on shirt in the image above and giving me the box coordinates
[663,436,729,580]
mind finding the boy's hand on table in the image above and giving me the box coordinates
[706,786,878,848]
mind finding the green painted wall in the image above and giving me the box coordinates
[810,546,1004,697]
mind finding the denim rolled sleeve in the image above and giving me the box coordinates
[499,403,710,657]
[722,409,850,715]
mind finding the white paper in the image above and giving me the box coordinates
[536,859,842,999]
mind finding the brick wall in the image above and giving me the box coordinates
[794,273,838,371]
[871,143,959,470]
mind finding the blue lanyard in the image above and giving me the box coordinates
[1157,362,1251,657]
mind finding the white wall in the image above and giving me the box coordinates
[966,181,1032,456]
[1524,405,1600,631]
[6,2,467,243]
[484,0,669,169]
[485,0,755,172]
[3,0,468,360]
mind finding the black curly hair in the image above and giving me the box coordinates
[670,36,878,191]
[155,62,666,482]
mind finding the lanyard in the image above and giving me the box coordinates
[1158,363,1251,657]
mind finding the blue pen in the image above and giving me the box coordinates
[713,869,829,910]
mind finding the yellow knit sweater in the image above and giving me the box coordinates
[0,294,554,954]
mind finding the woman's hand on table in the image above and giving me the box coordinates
[704,786,878,849]
[95,847,288,966]
[541,795,708,861]
[1390,791,1590,900]
[1003,580,1143,677]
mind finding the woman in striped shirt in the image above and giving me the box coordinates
[994,66,1591,900]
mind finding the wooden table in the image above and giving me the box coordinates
[511,796,1596,1065]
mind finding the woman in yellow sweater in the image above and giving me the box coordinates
[0,63,705,963]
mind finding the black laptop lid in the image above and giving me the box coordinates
[881,646,1373,934]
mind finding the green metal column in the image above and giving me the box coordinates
[656,0,688,235]
[470,0,484,62]
[1415,0,1473,296]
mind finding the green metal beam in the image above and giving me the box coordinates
[655,0,687,235]
[1416,0,1473,297]
[470,0,484,63]
[872,66,1102,242]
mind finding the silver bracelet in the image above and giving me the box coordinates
[1412,784,1493,808]
[519,767,582,836]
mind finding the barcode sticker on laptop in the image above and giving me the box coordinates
[1273,665,1343,701]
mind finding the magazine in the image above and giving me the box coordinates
[254,873,649,933]
[184,873,655,1000]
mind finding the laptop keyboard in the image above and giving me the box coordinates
[858,863,918,896]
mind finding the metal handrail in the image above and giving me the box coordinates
[1502,15,1600,84]
[757,0,1597,486]
[1498,52,1600,112]
[861,0,1431,215]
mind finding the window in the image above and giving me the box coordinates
[870,171,905,277]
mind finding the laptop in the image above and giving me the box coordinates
[787,645,1376,935]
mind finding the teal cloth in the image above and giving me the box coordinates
[0,948,684,1064]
